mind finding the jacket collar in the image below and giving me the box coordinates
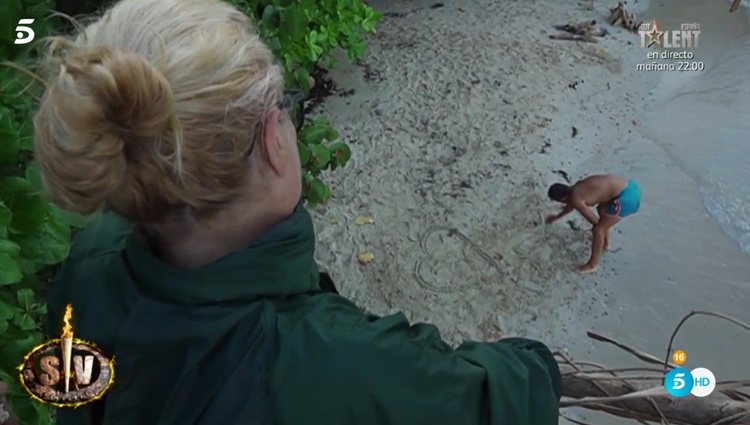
[122,203,320,305]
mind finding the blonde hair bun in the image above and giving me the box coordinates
[34,0,284,224]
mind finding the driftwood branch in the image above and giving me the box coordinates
[663,311,750,375]
[607,2,642,33]
[559,310,750,425]
[588,331,677,369]
[730,0,742,13]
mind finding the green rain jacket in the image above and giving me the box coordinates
[47,205,561,425]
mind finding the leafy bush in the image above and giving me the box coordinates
[230,0,380,205]
[0,2,76,423]
[0,0,379,423]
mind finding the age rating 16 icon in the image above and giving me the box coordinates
[664,350,716,398]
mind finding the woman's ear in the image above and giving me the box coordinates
[262,108,285,175]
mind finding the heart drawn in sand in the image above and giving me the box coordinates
[412,225,508,300]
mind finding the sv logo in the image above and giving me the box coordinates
[14,19,35,45]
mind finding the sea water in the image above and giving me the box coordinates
[692,44,750,254]
[647,1,750,255]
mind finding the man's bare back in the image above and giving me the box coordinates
[568,174,629,207]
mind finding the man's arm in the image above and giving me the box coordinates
[571,198,599,226]
[546,205,574,224]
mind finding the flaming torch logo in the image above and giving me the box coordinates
[61,304,74,393]
[17,304,115,407]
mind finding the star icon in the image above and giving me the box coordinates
[646,21,664,48]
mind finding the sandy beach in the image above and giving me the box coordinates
[309,0,750,422]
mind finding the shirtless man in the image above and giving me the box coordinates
[545,174,641,274]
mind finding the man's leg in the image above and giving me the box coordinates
[603,230,610,251]
[597,204,612,250]
[577,213,620,273]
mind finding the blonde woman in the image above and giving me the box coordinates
[35,0,561,423]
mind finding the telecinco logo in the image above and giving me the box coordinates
[14,19,35,44]
[663,350,715,398]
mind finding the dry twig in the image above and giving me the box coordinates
[607,2,642,33]
[730,0,742,13]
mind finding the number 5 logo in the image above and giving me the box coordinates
[672,373,685,389]
[664,367,694,397]
[14,19,35,45]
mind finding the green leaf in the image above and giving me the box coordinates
[324,126,339,142]
[13,310,36,331]
[299,124,329,145]
[0,297,14,334]
[19,257,40,276]
[298,142,311,165]
[294,67,311,91]
[0,177,46,234]
[33,302,46,317]
[302,172,315,185]
[309,177,331,204]
[282,5,308,40]
[310,44,323,62]
[261,4,279,27]
[328,141,351,165]
[0,368,16,392]
[321,53,336,70]
[310,143,331,168]
[362,19,375,33]
[0,201,11,238]
[16,288,33,310]
[0,253,22,285]
[24,161,42,188]
[16,114,35,152]
[16,208,71,267]
[0,129,19,165]
[0,0,23,48]
[0,329,42,364]
[265,35,282,55]
[0,238,21,256]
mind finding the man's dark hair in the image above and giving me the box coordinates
[547,183,570,202]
